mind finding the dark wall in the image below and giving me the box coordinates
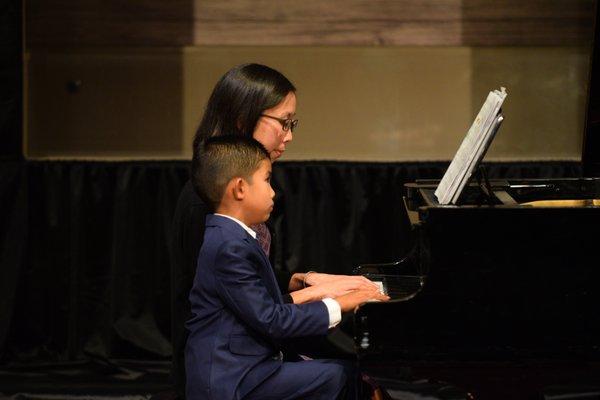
[0,0,22,160]
[0,0,23,364]
[584,0,600,176]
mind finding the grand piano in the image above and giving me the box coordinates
[353,6,600,400]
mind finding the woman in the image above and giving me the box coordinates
[170,63,378,398]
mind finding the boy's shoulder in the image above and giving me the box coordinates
[202,215,257,260]
[205,214,249,241]
[201,221,262,274]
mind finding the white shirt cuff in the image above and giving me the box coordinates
[321,297,342,328]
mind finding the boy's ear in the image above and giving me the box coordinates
[231,177,246,201]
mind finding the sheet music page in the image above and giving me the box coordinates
[435,88,507,204]
[450,114,504,204]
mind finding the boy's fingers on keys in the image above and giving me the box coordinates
[334,276,376,290]
[357,277,381,289]
[366,292,390,303]
[375,292,390,301]
[345,275,378,286]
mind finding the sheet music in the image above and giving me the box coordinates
[435,88,507,205]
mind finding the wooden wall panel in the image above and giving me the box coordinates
[177,47,588,162]
[26,0,194,47]
[26,50,184,158]
[193,1,464,45]
[194,0,594,46]
[25,0,595,47]
[24,47,589,160]
[462,0,595,45]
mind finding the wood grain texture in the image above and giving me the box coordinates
[461,0,595,45]
[26,0,194,47]
[26,0,595,47]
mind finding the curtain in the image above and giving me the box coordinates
[0,160,582,362]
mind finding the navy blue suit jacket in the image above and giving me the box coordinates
[185,214,330,400]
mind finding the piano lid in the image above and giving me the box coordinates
[584,0,600,176]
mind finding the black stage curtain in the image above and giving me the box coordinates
[0,160,582,363]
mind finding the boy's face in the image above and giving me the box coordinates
[244,159,275,225]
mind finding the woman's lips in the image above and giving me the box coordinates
[271,149,285,160]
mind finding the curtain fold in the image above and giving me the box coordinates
[0,162,27,359]
[0,160,582,362]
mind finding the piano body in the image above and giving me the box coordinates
[355,179,600,399]
[353,5,600,400]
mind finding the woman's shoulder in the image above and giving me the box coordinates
[171,180,210,239]
[175,180,208,210]
[179,180,201,202]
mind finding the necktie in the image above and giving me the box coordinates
[250,222,271,256]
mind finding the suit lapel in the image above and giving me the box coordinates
[248,236,283,304]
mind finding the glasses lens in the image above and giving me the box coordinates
[290,119,298,132]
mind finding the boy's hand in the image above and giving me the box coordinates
[288,272,380,298]
[309,277,379,299]
[334,286,390,313]
[304,273,375,289]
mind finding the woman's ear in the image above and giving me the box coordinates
[231,177,246,201]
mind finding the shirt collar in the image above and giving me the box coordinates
[214,213,257,239]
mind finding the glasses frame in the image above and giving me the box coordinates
[261,114,298,132]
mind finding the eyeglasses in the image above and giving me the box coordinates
[261,114,299,133]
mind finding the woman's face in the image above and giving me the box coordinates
[253,92,296,161]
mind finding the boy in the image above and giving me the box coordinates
[185,136,388,400]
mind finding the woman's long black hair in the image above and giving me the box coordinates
[193,64,295,145]
[191,63,295,192]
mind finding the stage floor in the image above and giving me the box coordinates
[0,359,170,399]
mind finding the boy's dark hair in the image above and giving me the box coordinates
[193,136,270,212]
